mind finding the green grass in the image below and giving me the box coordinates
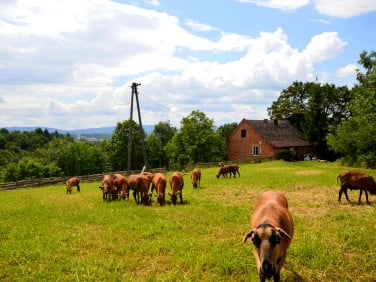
[0,161,375,281]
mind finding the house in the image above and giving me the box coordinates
[226,119,314,161]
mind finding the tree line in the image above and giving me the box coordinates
[1,51,375,182]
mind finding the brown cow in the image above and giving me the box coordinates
[169,172,184,205]
[191,168,201,188]
[99,175,116,201]
[216,164,238,178]
[151,173,167,206]
[127,174,151,205]
[243,191,294,282]
[66,177,80,194]
[113,173,128,200]
[337,170,376,204]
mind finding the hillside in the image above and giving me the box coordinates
[2,125,155,141]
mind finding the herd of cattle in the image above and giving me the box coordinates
[65,164,241,206]
[65,166,376,281]
[65,167,376,206]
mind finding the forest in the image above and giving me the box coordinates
[0,51,375,182]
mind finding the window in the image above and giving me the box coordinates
[252,146,259,156]
[241,129,246,138]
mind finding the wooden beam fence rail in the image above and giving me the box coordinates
[0,167,166,191]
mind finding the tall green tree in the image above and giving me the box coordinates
[165,110,224,169]
[328,51,376,167]
[268,81,353,160]
[107,120,146,171]
[146,121,176,168]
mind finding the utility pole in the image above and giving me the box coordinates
[127,82,148,174]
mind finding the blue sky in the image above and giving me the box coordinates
[0,0,375,130]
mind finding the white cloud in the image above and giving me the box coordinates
[237,0,310,10]
[238,0,376,18]
[303,32,347,63]
[145,0,159,6]
[310,18,331,25]
[185,19,217,32]
[336,64,357,78]
[314,0,376,18]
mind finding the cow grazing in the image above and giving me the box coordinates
[66,177,80,194]
[151,173,167,206]
[216,164,239,179]
[191,168,201,188]
[113,173,128,200]
[216,165,232,178]
[99,175,116,201]
[169,172,184,205]
[127,174,151,205]
[243,191,294,282]
[337,170,376,204]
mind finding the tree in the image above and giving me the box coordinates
[216,122,238,139]
[268,81,353,160]
[327,51,376,167]
[107,120,146,171]
[165,110,224,169]
[146,121,176,168]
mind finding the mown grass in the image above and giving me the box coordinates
[0,161,375,281]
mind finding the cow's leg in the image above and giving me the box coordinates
[364,190,370,204]
[338,187,343,202]
[358,190,363,203]
[343,186,350,201]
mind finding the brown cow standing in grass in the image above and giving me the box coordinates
[243,191,294,282]
[113,173,128,200]
[66,177,80,194]
[169,172,184,205]
[191,168,201,188]
[127,174,151,205]
[151,173,167,206]
[216,164,240,178]
[99,175,116,201]
[337,170,376,204]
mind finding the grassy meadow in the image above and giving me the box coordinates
[0,161,375,281]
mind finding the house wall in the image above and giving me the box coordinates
[226,120,275,161]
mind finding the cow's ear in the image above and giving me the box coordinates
[243,230,254,243]
[276,228,291,243]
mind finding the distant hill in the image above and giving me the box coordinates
[2,125,155,138]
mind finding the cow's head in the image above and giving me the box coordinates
[169,191,181,205]
[157,193,165,206]
[99,184,110,193]
[243,222,291,281]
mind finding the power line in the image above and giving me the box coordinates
[0,102,131,112]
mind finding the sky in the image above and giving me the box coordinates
[0,0,375,130]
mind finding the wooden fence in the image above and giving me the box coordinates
[0,168,166,191]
